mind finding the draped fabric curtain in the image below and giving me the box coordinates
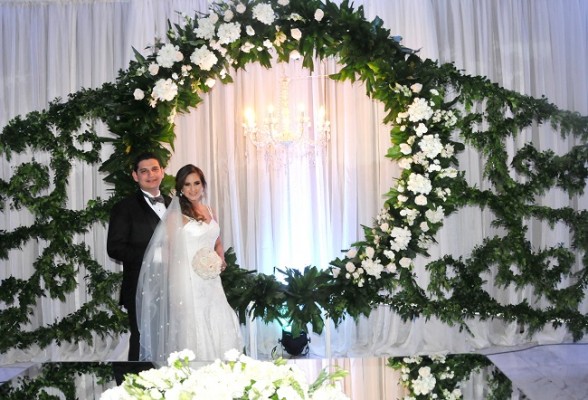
[1,0,587,368]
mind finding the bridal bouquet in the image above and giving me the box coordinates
[192,247,222,279]
[101,349,349,400]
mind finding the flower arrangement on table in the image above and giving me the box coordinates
[388,353,489,400]
[101,349,349,400]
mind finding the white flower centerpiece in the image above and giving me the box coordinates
[101,349,349,400]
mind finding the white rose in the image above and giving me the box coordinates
[420,221,429,232]
[314,8,325,22]
[133,88,145,100]
[205,78,216,88]
[410,83,423,93]
[246,25,255,36]
[236,3,246,14]
[400,143,412,155]
[415,194,427,205]
[290,28,302,40]
[148,62,159,75]
[224,10,234,22]
[345,262,356,273]
[399,257,412,268]
[289,50,301,60]
[240,42,255,53]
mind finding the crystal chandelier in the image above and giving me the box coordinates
[243,77,330,159]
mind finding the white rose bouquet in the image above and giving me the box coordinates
[192,247,222,279]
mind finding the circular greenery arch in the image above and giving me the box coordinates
[1,0,587,356]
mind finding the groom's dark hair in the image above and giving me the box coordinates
[133,151,164,172]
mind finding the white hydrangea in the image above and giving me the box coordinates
[407,98,434,122]
[415,123,428,136]
[399,208,419,225]
[361,258,384,279]
[419,134,443,159]
[194,16,216,40]
[190,45,218,71]
[252,3,275,25]
[217,22,241,44]
[441,143,455,158]
[412,368,436,395]
[425,206,445,224]
[390,226,412,251]
[406,173,432,194]
[152,78,178,102]
[156,44,184,68]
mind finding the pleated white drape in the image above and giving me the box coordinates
[1,0,587,369]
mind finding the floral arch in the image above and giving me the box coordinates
[1,0,587,363]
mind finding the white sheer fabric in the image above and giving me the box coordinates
[0,0,587,367]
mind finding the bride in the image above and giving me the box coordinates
[136,164,242,362]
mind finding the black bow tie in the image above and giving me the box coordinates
[145,194,165,205]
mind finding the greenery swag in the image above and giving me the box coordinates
[1,0,587,396]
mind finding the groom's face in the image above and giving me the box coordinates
[132,158,164,195]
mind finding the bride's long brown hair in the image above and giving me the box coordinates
[175,164,208,221]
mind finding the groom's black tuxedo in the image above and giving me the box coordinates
[107,190,171,361]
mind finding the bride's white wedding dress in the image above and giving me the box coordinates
[173,217,242,360]
[137,198,242,362]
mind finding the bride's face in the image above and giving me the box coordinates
[182,172,204,203]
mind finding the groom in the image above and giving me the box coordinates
[107,152,170,361]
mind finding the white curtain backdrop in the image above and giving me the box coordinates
[1,0,587,369]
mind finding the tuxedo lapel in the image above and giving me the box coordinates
[135,191,162,231]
